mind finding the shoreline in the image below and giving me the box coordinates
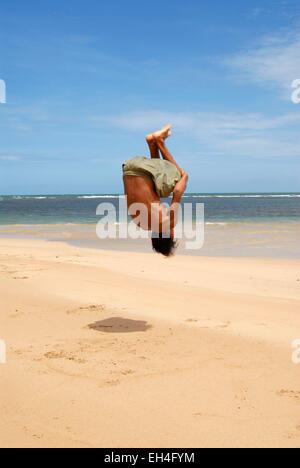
[1,221,300,258]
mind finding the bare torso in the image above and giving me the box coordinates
[123,175,160,230]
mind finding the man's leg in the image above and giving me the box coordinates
[146,124,172,159]
[146,135,160,159]
[155,137,183,174]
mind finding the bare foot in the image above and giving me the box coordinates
[146,124,172,143]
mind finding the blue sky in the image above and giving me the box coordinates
[0,0,300,194]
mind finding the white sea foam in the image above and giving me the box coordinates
[3,193,300,202]
[10,196,49,200]
[183,194,300,199]
[5,195,124,200]
[77,195,124,199]
[205,222,228,226]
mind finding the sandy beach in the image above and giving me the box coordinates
[1,237,300,448]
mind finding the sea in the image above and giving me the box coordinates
[0,193,299,257]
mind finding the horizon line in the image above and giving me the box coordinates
[1,191,300,197]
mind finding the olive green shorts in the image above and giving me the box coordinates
[123,156,181,198]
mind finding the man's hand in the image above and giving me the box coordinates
[174,170,189,198]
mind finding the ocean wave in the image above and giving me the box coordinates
[77,195,124,199]
[9,196,53,200]
[3,195,124,200]
[2,193,299,201]
[183,194,300,199]
[205,222,228,226]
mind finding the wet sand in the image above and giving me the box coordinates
[0,221,299,257]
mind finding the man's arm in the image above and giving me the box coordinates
[170,171,189,229]
[158,171,189,233]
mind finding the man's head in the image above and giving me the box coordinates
[151,232,177,257]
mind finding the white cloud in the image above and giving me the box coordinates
[224,30,300,98]
[96,110,300,132]
[94,110,300,159]
[0,155,21,162]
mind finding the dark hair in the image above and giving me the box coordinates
[151,233,177,257]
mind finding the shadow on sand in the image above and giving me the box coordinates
[88,317,151,333]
